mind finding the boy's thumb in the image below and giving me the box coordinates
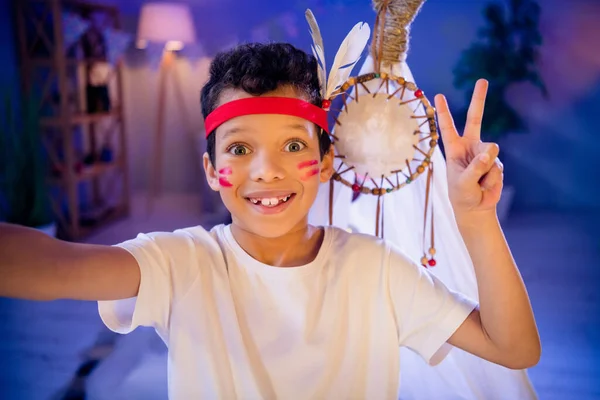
[463,153,490,183]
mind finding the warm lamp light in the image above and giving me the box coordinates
[137,2,196,50]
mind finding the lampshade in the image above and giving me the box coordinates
[137,2,196,50]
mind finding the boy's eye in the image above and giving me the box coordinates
[285,141,306,153]
[229,145,251,156]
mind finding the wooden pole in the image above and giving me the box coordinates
[50,0,80,239]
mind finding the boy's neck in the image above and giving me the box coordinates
[230,222,324,268]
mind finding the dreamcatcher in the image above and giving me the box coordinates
[306,0,438,267]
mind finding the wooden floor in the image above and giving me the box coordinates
[0,195,598,399]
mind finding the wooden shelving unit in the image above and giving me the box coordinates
[14,0,130,240]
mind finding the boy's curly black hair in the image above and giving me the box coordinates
[200,43,332,167]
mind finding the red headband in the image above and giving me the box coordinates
[204,97,329,138]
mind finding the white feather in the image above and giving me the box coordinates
[326,22,371,98]
[305,9,326,98]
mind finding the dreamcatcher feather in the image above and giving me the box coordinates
[307,0,438,267]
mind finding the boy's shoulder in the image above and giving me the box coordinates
[116,224,225,257]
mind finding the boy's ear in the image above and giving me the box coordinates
[203,153,220,192]
[320,144,335,183]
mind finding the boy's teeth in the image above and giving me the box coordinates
[250,195,292,207]
[261,198,278,206]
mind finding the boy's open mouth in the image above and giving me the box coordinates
[244,193,296,213]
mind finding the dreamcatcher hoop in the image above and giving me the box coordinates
[327,73,438,196]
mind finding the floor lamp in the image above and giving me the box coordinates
[137,2,196,213]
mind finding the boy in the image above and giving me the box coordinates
[0,43,540,399]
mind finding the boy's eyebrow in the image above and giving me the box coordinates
[284,123,311,134]
[221,126,253,141]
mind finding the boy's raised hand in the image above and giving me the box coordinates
[434,79,503,218]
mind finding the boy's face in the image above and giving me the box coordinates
[203,86,334,238]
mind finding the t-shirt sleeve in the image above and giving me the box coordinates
[387,244,478,366]
[98,229,201,335]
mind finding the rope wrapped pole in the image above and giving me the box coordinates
[371,0,426,69]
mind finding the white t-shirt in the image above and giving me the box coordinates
[98,224,477,399]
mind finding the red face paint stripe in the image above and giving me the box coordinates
[298,159,318,169]
[301,168,320,181]
[218,167,232,175]
[219,177,233,187]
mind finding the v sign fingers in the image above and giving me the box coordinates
[434,94,461,155]
[464,79,489,140]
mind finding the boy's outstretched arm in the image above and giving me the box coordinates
[434,80,540,369]
[0,223,140,301]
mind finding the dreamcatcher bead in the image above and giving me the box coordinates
[417,165,425,173]
[406,178,412,184]
[352,183,361,192]
[322,99,331,110]
[415,89,423,98]
[397,77,406,85]
[420,256,428,266]
[429,248,436,255]
[348,77,356,85]
[430,139,437,147]
[341,82,350,91]
[386,188,392,193]
[380,72,388,79]
[428,259,437,267]
[426,107,435,117]
[406,82,417,91]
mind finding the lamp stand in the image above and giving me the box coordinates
[147,49,194,214]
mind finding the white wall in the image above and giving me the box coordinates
[121,56,212,194]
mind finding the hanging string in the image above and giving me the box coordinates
[430,162,435,255]
[421,163,433,267]
[375,194,381,237]
[381,194,385,239]
[329,178,334,226]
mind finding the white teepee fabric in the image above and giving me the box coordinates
[309,56,538,400]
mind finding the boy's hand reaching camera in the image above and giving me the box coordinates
[434,79,504,220]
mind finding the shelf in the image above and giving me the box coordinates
[30,57,114,67]
[17,0,129,242]
[40,109,122,127]
[49,161,122,185]
[62,0,120,14]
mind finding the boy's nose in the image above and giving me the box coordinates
[250,152,286,182]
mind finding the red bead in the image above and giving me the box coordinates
[428,258,436,267]
[352,183,360,192]
[415,89,423,98]
[322,99,331,110]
